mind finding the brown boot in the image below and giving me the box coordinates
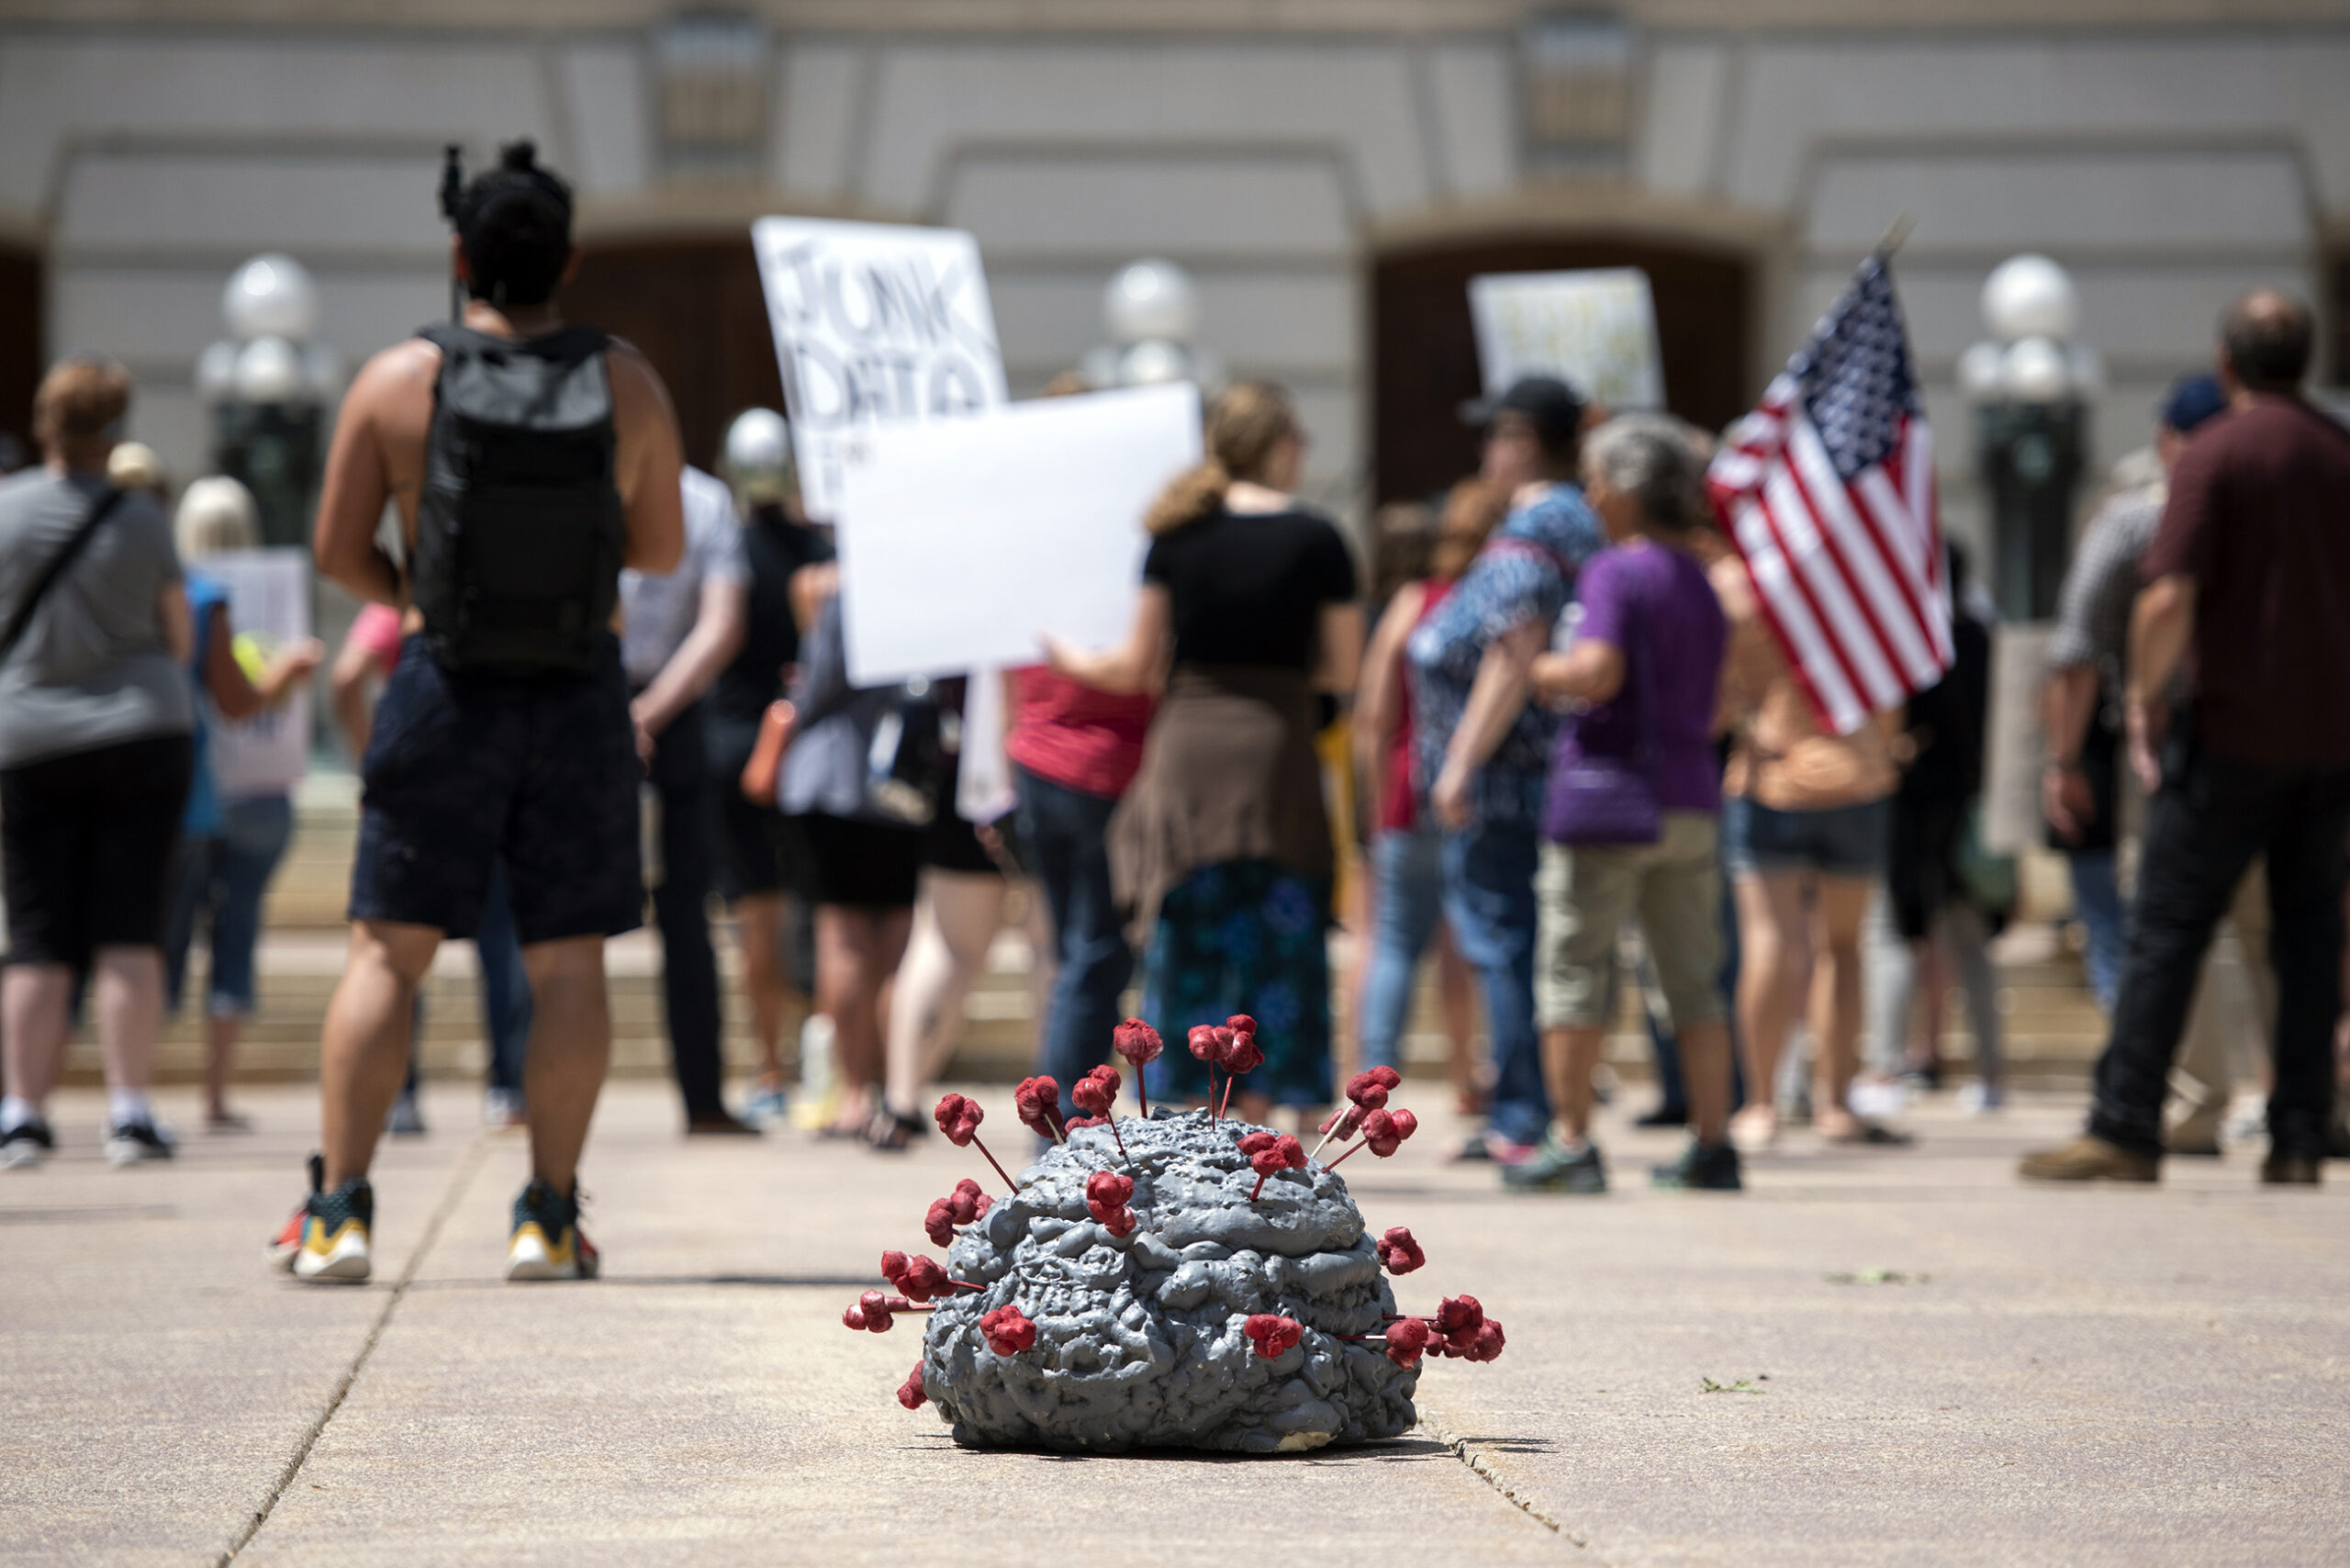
[2259,1153,2322,1185]
[2018,1135,2159,1183]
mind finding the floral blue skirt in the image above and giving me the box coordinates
[1141,858,1333,1108]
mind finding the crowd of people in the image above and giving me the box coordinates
[0,139,2342,1283]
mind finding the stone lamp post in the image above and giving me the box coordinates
[196,254,342,550]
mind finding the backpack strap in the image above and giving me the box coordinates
[0,486,129,666]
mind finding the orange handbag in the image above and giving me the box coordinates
[739,699,798,804]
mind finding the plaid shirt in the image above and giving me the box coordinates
[2046,480,2165,700]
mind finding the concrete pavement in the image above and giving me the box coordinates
[1,1082,2343,1565]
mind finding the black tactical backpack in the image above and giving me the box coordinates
[412,322,626,674]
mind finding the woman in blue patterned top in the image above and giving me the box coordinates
[1405,376,1606,1161]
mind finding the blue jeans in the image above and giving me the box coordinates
[1439,819,1549,1146]
[2066,848,2125,1013]
[165,794,296,1017]
[1014,765,1136,1093]
[1359,826,1448,1076]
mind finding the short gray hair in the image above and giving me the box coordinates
[1582,413,1709,534]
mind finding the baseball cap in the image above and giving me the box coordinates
[1460,375,1586,455]
[2159,373,2227,435]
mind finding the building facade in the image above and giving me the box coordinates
[4,0,2346,552]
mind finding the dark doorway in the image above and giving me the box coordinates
[1371,234,1752,504]
[0,245,42,469]
[562,234,784,473]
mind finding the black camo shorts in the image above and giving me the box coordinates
[350,633,642,944]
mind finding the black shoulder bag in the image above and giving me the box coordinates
[0,487,129,666]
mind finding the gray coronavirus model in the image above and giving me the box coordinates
[843,1018,1505,1456]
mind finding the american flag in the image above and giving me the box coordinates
[1707,252,1952,734]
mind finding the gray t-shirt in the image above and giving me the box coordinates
[0,470,192,769]
[619,465,747,687]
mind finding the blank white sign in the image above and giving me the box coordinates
[834,382,1203,687]
[1470,266,1664,409]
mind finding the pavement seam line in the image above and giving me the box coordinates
[216,1132,492,1565]
[1415,1407,1587,1549]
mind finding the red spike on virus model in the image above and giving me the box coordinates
[934,1093,1016,1192]
[1113,1018,1162,1117]
[1014,1076,1066,1144]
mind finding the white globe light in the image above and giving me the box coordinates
[1955,341,2006,399]
[223,254,319,342]
[1077,344,1123,391]
[2000,336,2071,403]
[234,335,306,404]
[196,341,241,404]
[1981,253,2078,343]
[723,407,789,473]
[1103,260,1199,346]
[1117,339,1191,386]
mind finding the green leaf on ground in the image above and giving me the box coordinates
[1699,1376,1763,1394]
[1828,1268,1929,1284]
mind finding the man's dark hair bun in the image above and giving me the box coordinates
[499,140,539,174]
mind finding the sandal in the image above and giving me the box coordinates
[1820,1117,1915,1147]
[865,1110,926,1151]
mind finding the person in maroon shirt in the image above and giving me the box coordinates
[2025,290,2350,1186]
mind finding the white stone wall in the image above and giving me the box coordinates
[6,18,2345,543]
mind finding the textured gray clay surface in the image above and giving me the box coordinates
[923,1110,1416,1453]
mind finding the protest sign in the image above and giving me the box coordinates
[201,548,312,797]
[833,382,1203,687]
[1469,267,1664,409]
[750,217,1007,521]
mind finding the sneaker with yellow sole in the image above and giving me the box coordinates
[269,1154,374,1282]
[506,1179,599,1282]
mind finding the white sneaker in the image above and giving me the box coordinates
[483,1088,526,1128]
[1848,1080,1908,1121]
[1956,1081,2005,1115]
[385,1092,427,1137]
[1,1119,53,1169]
[105,1120,176,1166]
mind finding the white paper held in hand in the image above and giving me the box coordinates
[834,382,1203,689]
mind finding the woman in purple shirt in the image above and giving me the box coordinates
[1506,415,1740,1194]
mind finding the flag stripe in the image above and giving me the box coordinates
[1787,418,1942,690]
[1761,460,1904,710]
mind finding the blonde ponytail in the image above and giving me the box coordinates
[1142,380,1298,537]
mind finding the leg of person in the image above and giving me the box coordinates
[2258,775,2350,1179]
[1,749,102,1162]
[912,872,1007,1089]
[2230,858,2277,1092]
[733,892,790,1099]
[1860,886,1919,1085]
[82,734,196,1161]
[1941,899,2005,1108]
[1231,864,1333,1127]
[205,796,294,1130]
[1639,943,1692,1126]
[1730,870,1807,1146]
[1435,923,1484,1114]
[816,905,887,1134]
[161,834,215,1021]
[1357,828,1445,1078]
[1440,822,1547,1156]
[2026,751,2278,1181]
[1139,867,1227,1110]
[2065,848,2126,1014]
[1020,767,1136,1093]
[320,922,444,1187]
[496,637,642,1279]
[1511,839,1641,1192]
[1637,816,1739,1188]
[881,871,1003,1133]
[649,709,734,1130]
[1807,874,1884,1143]
[475,862,532,1126]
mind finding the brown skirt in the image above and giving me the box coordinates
[1108,663,1331,943]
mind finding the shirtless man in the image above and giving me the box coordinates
[271,141,683,1283]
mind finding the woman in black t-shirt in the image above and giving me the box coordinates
[1046,381,1361,1122]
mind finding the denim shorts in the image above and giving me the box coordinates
[350,634,642,944]
[1720,794,1888,879]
